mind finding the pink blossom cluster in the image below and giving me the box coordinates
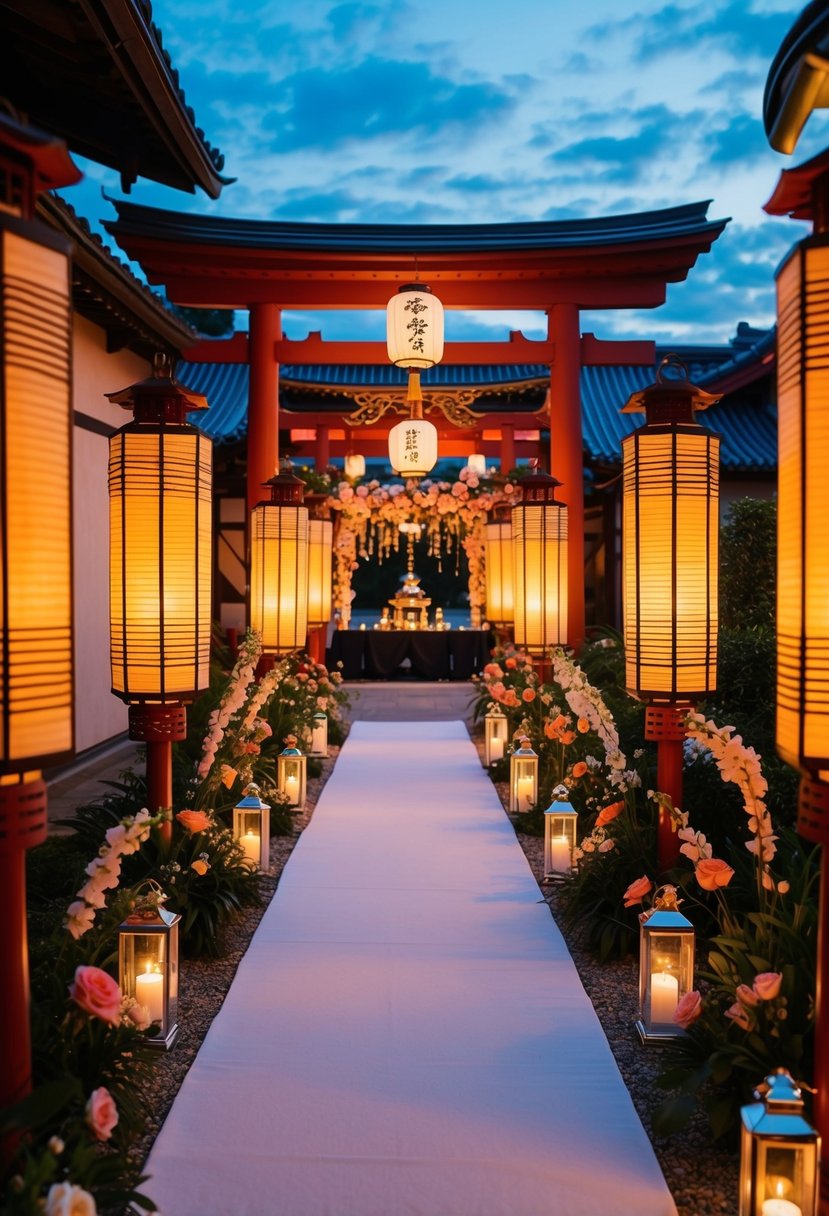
[725,971,784,1031]
[65,808,157,939]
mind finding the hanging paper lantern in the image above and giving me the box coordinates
[386,283,444,370]
[512,468,568,655]
[249,463,309,656]
[388,415,439,477]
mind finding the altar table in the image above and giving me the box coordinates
[328,629,489,680]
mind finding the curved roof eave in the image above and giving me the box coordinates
[764,0,829,154]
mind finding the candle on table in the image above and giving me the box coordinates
[240,831,260,866]
[135,966,164,1025]
[550,835,571,873]
[490,737,504,763]
[650,971,679,1023]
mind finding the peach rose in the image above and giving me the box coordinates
[176,809,212,834]
[571,761,588,779]
[503,690,521,709]
[69,965,121,1026]
[736,983,760,1008]
[694,858,735,892]
[623,875,652,908]
[505,657,517,669]
[753,972,783,1001]
[86,1086,118,1141]
[595,801,624,829]
[674,990,702,1030]
[725,1001,753,1031]
[577,717,590,734]
[561,731,576,745]
[522,688,536,703]
[45,1183,96,1216]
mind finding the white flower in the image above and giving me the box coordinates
[45,1181,97,1216]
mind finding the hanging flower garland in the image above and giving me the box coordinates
[327,470,517,621]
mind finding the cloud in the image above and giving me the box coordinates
[546,103,699,185]
[587,2,791,63]
[706,112,769,167]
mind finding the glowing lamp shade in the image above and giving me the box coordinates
[0,209,74,769]
[250,466,309,656]
[635,886,695,1044]
[776,239,829,781]
[512,469,568,656]
[386,283,444,370]
[307,519,333,628]
[740,1069,819,1216]
[621,359,720,703]
[344,452,365,480]
[467,453,487,477]
[485,520,514,626]
[107,361,212,704]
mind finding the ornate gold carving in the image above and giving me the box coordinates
[345,390,482,429]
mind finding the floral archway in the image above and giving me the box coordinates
[326,469,516,626]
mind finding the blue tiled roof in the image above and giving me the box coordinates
[180,358,776,473]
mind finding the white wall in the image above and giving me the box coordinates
[72,316,148,752]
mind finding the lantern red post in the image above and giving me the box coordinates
[247,303,281,513]
[548,304,585,650]
[644,705,690,872]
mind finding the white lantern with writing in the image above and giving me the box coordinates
[543,785,578,881]
[233,783,271,872]
[636,885,695,1044]
[388,416,438,478]
[740,1069,819,1216]
[118,891,180,1050]
[509,737,538,814]
[277,735,307,809]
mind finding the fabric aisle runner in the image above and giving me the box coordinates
[144,721,677,1216]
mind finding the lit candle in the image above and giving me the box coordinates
[550,835,572,873]
[135,965,164,1025]
[240,831,261,866]
[490,737,505,763]
[761,1200,802,1216]
[517,775,534,812]
[649,971,679,1023]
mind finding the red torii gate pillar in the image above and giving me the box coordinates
[247,303,281,512]
[315,423,330,471]
[500,423,515,475]
[548,303,585,650]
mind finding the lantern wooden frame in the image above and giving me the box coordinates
[543,786,578,881]
[118,903,181,1050]
[635,888,695,1044]
[249,463,309,657]
[484,707,509,767]
[233,783,271,872]
[511,467,568,655]
[509,738,538,813]
[740,1069,820,1216]
[278,742,307,809]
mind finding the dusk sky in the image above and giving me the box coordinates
[63,0,829,348]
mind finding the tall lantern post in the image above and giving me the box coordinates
[0,113,80,1118]
[484,505,514,642]
[620,358,720,872]
[107,357,213,844]
[249,459,309,665]
[511,464,568,679]
[386,283,444,477]
[305,492,333,666]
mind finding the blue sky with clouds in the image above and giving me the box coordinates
[65,0,829,348]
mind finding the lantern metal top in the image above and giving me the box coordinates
[640,904,693,932]
[545,784,575,814]
[312,711,327,721]
[106,351,209,418]
[397,282,434,295]
[235,782,271,811]
[513,462,566,507]
[280,734,303,756]
[513,736,536,757]
[486,705,507,718]
[260,457,306,506]
[620,354,721,422]
[742,1068,817,1138]
[121,903,180,929]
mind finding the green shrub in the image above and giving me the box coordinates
[719,497,775,630]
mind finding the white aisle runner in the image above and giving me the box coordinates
[145,722,677,1216]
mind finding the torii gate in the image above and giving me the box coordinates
[106,199,728,647]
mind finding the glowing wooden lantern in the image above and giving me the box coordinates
[467,453,487,476]
[344,452,365,480]
[309,711,328,758]
[118,892,181,1050]
[511,467,568,655]
[250,462,309,656]
[740,1068,819,1216]
[543,785,578,881]
[635,885,695,1044]
[233,783,271,872]
[307,519,333,628]
[387,283,443,478]
[484,706,509,766]
[277,735,307,809]
[484,519,514,626]
[621,356,720,703]
[107,356,212,703]
[509,737,538,813]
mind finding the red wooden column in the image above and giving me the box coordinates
[247,303,281,512]
[500,424,515,475]
[548,304,585,649]
[315,424,330,472]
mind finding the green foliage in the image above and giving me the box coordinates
[168,303,233,337]
[719,497,776,630]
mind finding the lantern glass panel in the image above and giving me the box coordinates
[484,710,508,766]
[234,806,264,868]
[638,914,695,1039]
[509,752,538,813]
[119,919,179,1047]
[310,714,328,756]
[544,807,579,878]
[484,521,514,626]
[278,754,306,807]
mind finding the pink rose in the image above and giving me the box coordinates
[176,809,212,834]
[725,1001,753,1031]
[674,990,702,1029]
[736,983,760,1008]
[69,965,121,1026]
[753,972,783,1001]
[694,858,735,892]
[86,1087,118,1141]
[623,875,652,908]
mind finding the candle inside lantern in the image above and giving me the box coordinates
[517,775,534,812]
[135,964,164,1025]
[550,835,571,873]
[490,737,504,763]
[240,831,261,866]
[649,971,679,1023]
[762,1199,802,1216]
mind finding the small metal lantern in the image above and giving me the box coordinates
[543,785,578,881]
[509,736,538,814]
[309,711,328,757]
[636,885,695,1043]
[484,706,509,767]
[740,1069,820,1216]
[118,886,181,1050]
[233,782,271,871]
[277,734,307,809]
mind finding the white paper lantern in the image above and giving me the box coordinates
[386,283,444,369]
[388,416,438,477]
[344,453,365,480]
[467,453,487,476]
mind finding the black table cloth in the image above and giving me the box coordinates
[328,631,489,680]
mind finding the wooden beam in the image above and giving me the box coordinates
[274,331,555,366]
[580,333,656,366]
